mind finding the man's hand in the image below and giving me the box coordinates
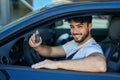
[31,59,59,69]
[31,53,106,72]
[29,30,42,48]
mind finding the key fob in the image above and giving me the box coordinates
[35,34,40,43]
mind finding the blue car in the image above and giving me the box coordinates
[0,0,120,80]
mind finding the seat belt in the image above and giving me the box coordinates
[66,49,80,60]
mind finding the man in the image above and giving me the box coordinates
[29,16,106,72]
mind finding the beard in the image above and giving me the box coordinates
[73,30,89,43]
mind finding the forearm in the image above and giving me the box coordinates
[57,54,106,72]
[33,45,65,57]
[34,45,52,57]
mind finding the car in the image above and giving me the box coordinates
[0,0,120,80]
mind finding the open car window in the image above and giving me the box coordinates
[54,15,110,29]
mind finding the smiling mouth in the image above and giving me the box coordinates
[73,35,81,39]
[73,34,82,37]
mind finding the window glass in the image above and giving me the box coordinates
[55,20,70,29]
[92,16,109,29]
[0,2,1,27]
[10,0,31,22]
[55,16,110,29]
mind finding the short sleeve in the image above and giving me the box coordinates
[83,46,103,57]
[62,40,77,54]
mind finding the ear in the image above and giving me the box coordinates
[88,23,92,31]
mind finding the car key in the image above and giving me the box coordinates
[35,30,40,43]
[35,34,40,43]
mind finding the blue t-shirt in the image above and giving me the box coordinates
[62,38,103,59]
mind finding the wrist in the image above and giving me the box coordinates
[56,61,62,69]
[34,45,41,51]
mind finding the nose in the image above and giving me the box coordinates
[71,27,79,34]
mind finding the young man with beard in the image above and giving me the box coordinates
[29,16,106,72]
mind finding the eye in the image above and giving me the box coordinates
[77,24,83,28]
[78,25,82,28]
[70,25,74,28]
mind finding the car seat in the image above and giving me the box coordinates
[105,16,120,72]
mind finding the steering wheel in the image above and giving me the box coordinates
[55,33,73,45]
[23,40,43,65]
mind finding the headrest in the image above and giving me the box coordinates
[109,17,120,44]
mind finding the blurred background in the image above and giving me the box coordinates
[0,0,114,27]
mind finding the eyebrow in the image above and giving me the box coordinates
[74,23,84,26]
[70,23,84,27]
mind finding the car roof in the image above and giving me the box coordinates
[40,0,120,10]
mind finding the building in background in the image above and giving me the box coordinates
[0,0,55,27]
[0,0,107,27]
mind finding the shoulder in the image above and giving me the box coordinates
[62,40,77,54]
[83,38,102,50]
[62,40,77,48]
[81,38,104,56]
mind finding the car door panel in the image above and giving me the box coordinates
[0,65,120,80]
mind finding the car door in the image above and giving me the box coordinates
[1,1,120,80]
[1,65,120,80]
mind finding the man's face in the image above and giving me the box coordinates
[70,20,92,43]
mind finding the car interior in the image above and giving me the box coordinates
[104,16,120,72]
[0,14,120,74]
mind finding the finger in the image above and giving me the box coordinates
[31,59,49,68]
[29,36,33,46]
[29,38,35,47]
[31,62,44,69]
[39,37,42,44]
[31,33,36,44]
[31,65,43,69]
[29,33,38,47]
[29,34,35,44]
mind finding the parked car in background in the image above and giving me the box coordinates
[0,0,120,80]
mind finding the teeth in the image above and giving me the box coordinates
[74,35,80,37]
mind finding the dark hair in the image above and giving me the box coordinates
[66,16,92,23]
